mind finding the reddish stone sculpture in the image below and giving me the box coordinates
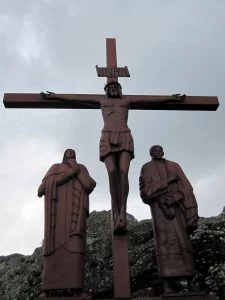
[139,145,198,294]
[38,149,96,298]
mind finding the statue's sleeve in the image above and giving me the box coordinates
[176,163,198,231]
[77,165,96,216]
[39,164,70,198]
[140,164,168,204]
[40,164,59,199]
[42,164,59,182]
[139,165,150,203]
[77,164,96,194]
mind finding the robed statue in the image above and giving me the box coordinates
[139,145,198,294]
[38,149,96,298]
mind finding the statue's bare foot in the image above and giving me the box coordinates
[163,280,176,294]
[38,291,47,298]
[114,213,127,234]
[164,287,176,294]
[74,292,92,299]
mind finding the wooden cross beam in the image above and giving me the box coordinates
[4,38,219,111]
[3,92,219,110]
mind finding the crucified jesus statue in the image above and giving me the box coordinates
[41,81,185,233]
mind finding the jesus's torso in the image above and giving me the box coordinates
[101,98,129,130]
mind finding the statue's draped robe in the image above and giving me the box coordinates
[40,162,95,290]
[139,159,198,278]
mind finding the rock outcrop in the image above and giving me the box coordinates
[0,209,225,299]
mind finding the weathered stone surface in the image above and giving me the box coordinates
[0,248,42,299]
[0,209,225,299]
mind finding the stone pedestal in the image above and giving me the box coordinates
[37,294,92,300]
[38,298,89,300]
[37,296,217,300]
[148,292,217,300]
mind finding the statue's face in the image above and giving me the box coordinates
[152,147,164,160]
[107,84,121,98]
[65,149,76,160]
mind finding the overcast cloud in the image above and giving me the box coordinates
[0,0,224,255]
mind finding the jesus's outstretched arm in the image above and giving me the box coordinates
[40,91,103,109]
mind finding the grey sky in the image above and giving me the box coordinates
[0,0,224,255]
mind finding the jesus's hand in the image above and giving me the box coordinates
[171,94,186,101]
[40,91,56,99]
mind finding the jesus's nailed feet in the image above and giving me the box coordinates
[113,214,127,234]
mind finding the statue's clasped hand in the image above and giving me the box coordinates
[72,167,80,175]
[165,196,174,207]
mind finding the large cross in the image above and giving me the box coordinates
[3,38,219,299]
[4,39,218,110]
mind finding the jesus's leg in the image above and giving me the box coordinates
[116,151,131,231]
[104,154,120,229]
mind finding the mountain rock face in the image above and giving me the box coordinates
[0,209,225,299]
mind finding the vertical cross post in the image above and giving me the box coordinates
[96,38,130,82]
[106,38,131,300]
[106,38,118,83]
[112,233,131,300]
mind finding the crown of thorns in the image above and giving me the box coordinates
[104,81,122,91]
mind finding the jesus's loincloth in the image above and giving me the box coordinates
[99,127,135,162]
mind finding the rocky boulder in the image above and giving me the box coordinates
[0,210,225,299]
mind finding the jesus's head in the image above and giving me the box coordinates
[104,81,122,98]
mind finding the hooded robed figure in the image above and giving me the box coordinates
[139,145,198,293]
[38,149,96,297]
